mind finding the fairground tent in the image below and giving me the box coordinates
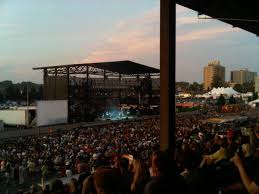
[199,87,239,98]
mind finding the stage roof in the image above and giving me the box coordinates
[33,60,159,75]
[176,1,259,36]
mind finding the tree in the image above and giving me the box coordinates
[176,82,190,92]
[233,84,243,93]
[247,96,253,102]
[228,95,236,104]
[5,85,15,100]
[21,85,28,101]
[216,94,226,106]
[0,92,3,102]
[253,92,258,100]
[211,76,226,88]
[29,86,37,101]
[190,82,203,92]
[242,82,255,93]
[14,86,23,101]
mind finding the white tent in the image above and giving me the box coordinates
[202,87,240,98]
[248,99,259,107]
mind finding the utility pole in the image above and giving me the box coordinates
[27,83,29,128]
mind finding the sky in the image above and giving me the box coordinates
[0,1,259,83]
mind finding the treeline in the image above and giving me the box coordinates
[176,82,203,92]
[0,81,43,102]
[176,81,256,93]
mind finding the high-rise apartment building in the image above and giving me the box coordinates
[231,69,257,85]
[255,77,259,94]
[204,60,225,90]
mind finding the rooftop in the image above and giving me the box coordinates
[33,60,160,75]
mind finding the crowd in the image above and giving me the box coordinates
[175,113,259,194]
[0,110,259,194]
[0,118,160,193]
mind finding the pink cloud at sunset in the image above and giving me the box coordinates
[83,7,159,68]
[177,26,241,43]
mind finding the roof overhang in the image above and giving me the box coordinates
[33,60,160,75]
[176,1,259,36]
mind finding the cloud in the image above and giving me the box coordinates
[82,6,159,68]
[176,16,201,25]
[0,23,15,28]
[11,66,42,83]
[177,26,241,42]
[82,3,242,68]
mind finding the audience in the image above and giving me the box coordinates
[0,108,258,194]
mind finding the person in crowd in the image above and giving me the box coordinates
[131,159,150,194]
[180,149,198,179]
[51,179,65,194]
[114,156,132,193]
[224,126,259,194]
[5,160,11,184]
[226,128,239,158]
[78,172,91,193]
[144,151,173,194]
[41,184,51,194]
[41,162,48,180]
[82,174,97,194]
[19,162,26,184]
[69,178,79,194]
[14,163,19,184]
[93,167,123,194]
[200,137,228,167]
[66,162,73,177]
[1,159,5,172]
[27,159,36,181]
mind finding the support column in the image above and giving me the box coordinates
[86,66,89,83]
[136,75,140,107]
[119,74,121,106]
[160,0,176,153]
[86,66,89,120]
[148,73,152,109]
[103,70,106,85]
[54,68,57,100]
[103,70,106,108]
[66,67,70,122]
[43,69,48,100]
[66,67,70,99]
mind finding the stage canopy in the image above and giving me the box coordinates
[33,60,160,76]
